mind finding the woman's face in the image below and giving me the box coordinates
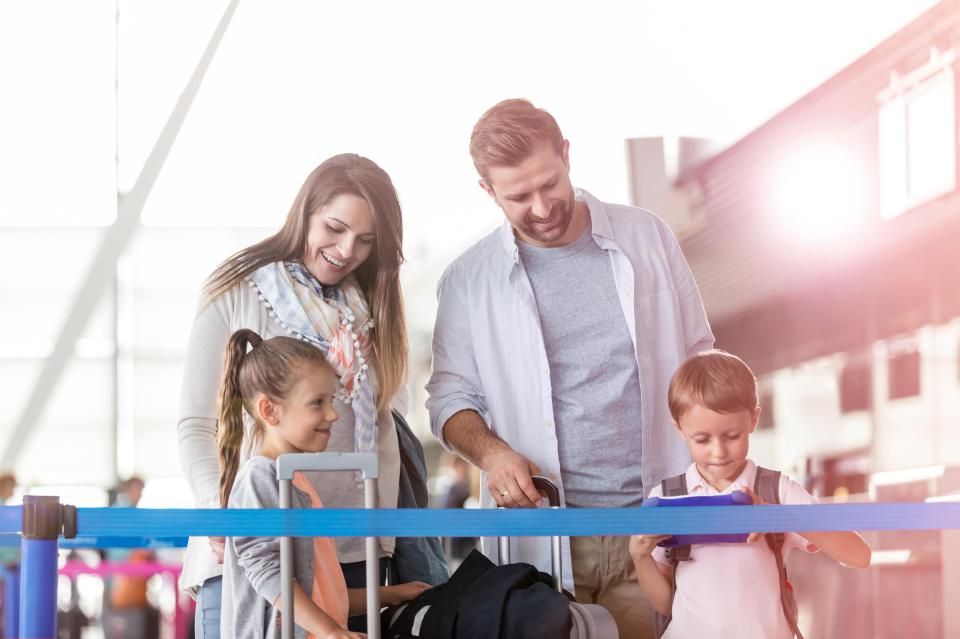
[303,193,377,285]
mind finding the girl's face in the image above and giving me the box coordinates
[675,404,759,492]
[268,362,339,454]
[303,193,377,285]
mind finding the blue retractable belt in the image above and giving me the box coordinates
[2,499,960,639]
[0,501,950,539]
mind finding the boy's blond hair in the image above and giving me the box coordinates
[668,350,758,422]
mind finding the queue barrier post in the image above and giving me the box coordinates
[20,496,76,639]
[1,564,19,639]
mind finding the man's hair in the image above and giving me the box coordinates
[469,99,564,181]
[668,350,758,422]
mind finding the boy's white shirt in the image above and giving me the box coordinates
[651,459,817,639]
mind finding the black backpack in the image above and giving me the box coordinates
[382,548,572,639]
[653,466,804,639]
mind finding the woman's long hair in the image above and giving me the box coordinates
[217,330,331,508]
[205,154,408,413]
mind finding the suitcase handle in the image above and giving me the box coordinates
[278,452,381,639]
[531,475,560,507]
[497,475,563,593]
[277,451,379,479]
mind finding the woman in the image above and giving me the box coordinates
[178,154,414,637]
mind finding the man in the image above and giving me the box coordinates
[426,98,714,638]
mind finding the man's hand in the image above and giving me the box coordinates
[483,449,543,508]
[208,536,226,564]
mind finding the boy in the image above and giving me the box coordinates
[629,350,870,638]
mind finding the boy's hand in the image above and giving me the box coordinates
[741,487,768,544]
[629,534,672,560]
[381,581,431,606]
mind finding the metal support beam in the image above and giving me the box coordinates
[1,0,240,468]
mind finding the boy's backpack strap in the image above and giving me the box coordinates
[755,467,805,639]
[754,466,781,505]
[661,473,688,497]
[659,474,692,564]
[653,472,692,638]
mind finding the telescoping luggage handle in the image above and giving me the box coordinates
[498,476,563,594]
[278,452,381,639]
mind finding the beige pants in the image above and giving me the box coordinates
[571,535,655,639]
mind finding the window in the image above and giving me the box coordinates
[888,347,921,400]
[757,390,775,430]
[840,359,872,413]
[878,56,956,220]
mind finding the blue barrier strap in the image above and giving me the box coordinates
[72,503,960,538]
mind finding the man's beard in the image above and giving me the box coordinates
[518,193,575,244]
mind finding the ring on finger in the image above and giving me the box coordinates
[500,490,510,497]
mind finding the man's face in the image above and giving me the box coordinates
[481,141,579,247]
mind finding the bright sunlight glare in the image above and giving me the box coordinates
[772,144,870,242]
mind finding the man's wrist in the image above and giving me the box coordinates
[476,439,512,471]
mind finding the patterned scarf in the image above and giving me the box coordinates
[248,261,378,453]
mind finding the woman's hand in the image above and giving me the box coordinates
[208,536,226,563]
[381,581,431,606]
[629,534,672,560]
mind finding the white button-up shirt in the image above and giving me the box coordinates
[425,188,714,589]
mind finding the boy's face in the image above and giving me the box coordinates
[675,405,760,490]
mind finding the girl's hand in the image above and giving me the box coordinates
[321,630,366,639]
[208,536,226,563]
[629,534,672,560]
[381,581,431,606]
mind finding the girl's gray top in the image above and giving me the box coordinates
[221,455,318,639]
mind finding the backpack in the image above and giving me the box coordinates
[653,466,804,639]
[382,548,572,639]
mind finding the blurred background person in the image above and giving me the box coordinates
[102,476,159,639]
[435,452,479,565]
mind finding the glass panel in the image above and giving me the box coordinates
[16,358,114,486]
[878,96,907,220]
[0,3,115,226]
[906,71,956,205]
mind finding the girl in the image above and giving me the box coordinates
[218,329,428,639]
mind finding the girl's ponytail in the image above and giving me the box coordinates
[217,329,263,508]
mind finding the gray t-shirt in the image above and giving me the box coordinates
[517,223,644,508]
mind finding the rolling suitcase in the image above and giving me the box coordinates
[499,477,619,639]
[278,451,382,639]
